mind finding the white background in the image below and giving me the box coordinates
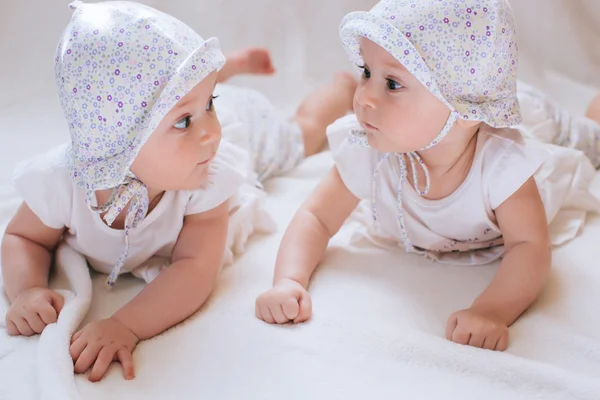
[2,0,600,161]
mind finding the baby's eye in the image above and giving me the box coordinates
[173,115,191,129]
[206,95,219,112]
[386,79,403,91]
[358,65,371,79]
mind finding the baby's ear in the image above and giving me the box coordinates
[455,118,481,129]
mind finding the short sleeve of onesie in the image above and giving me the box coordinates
[485,129,550,210]
[12,144,73,229]
[326,114,380,200]
[185,139,250,215]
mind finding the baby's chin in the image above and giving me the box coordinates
[186,162,212,189]
[368,133,423,154]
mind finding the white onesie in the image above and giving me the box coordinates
[327,114,600,265]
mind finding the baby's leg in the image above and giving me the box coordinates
[557,97,600,168]
[294,72,358,156]
[218,48,275,83]
[214,73,356,183]
[518,82,600,168]
[214,84,305,183]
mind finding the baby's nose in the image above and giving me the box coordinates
[199,127,221,146]
[355,84,376,110]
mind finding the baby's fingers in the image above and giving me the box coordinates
[38,301,59,325]
[25,313,47,334]
[293,293,312,324]
[451,325,471,345]
[270,304,290,324]
[254,302,263,321]
[74,343,101,374]
[260,306,275,324]
[445,314,458,340]
[281,298,300,321]
[495,332,509,351]
[14,317,35,336]
[482,334,499,351]
[71,330,83,344]
[70,334,87,361]
[6,318,20,336]
[117,348,135,380]
[48,291,65,315]
[467,333,486,348]
[89,347,116,382]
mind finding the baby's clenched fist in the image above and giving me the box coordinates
[255,278,312,324]
[6,287,64,336]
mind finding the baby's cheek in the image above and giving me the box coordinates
[179,140,204,165]
[352,96,360,114]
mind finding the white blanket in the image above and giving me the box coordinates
[1,148,600,400]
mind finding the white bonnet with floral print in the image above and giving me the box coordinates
[340,0,522,128]
[55,0,226,287]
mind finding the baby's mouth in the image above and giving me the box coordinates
[197,152,216,165]
[360,119,378,132]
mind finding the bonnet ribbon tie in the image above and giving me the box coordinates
[85,176,149,289]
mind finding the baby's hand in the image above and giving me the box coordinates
[255,278,312,324]
[6,287,64,336]
[70,317,139,382]
[446,308,509,351]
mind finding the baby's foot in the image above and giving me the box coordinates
[230,47,276,76]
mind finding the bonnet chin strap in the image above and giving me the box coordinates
[85,175,149,288]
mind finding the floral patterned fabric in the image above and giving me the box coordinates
[340,0,521,127]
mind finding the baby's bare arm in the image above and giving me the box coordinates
[1,202,64,301]
[112,200,229,340]
[274,167,359,288]
[473,177,551,326]
[255,167,359,324]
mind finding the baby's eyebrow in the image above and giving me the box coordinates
[173,97,193,109]
[359,49,408,74]
[172,76,218,110]
[382,59,409,73]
